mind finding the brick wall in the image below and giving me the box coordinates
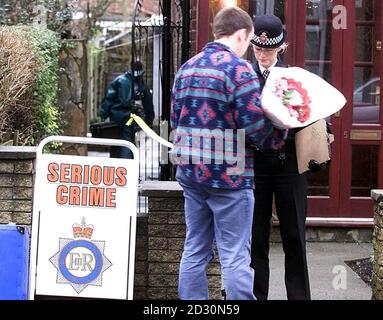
[142,181,222,300]
[0,147,35,225]
[372,190,383,300]
[134,214,149,299]
[190,0,198,56]
[142,0,159,14]
[76,0,158,16]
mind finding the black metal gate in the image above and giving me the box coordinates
[131,0,190,185]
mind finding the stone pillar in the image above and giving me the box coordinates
[0,147,36,225]
[372,190,383,300]
[141,181,221,300]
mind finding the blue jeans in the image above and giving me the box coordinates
[176,168,256,300]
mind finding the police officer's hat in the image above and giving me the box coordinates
[251,15,287,48]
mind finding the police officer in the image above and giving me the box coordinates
[250,14,311,300]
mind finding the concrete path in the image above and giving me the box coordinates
[268,242,373,300]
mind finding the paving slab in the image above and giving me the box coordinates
[268,242,373,300]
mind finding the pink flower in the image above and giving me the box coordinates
[273,77,312,123]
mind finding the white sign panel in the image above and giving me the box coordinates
[29,136,139,300]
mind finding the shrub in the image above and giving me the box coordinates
[0,26,64,146]
[28,26,64,144]
[0,26,37,144]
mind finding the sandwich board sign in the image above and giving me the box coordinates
[28,136,139,300]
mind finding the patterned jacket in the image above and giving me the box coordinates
[170,42,286,189]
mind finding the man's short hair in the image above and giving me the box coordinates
[213,7,253,39]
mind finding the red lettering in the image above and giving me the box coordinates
[81,186,88,206]
[55,185,120,208]
[47,163,59,182]
[60,163,70,183]
[90,166,102,185]
[89,187,105,207]
[56,185,68,205]
[106,188,116,208]
[71,165,82,184]
[115,167,127,186]
[103,166,115,186]
[69,186,81,205]
[83,165,90,184]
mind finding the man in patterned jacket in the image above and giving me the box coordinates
[170,6,286,300]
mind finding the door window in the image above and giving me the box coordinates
[351,145,378,196]
[305,0,334,196]
[353,0,380,124]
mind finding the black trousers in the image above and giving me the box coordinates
[110,125,135,159]
[250,151,311,300]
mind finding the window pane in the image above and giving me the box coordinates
[305,24,332,62]
[307,168,330,196]
[306,0,334,20]
[355,26,372,62]
[355,0,373,20]
[250,0,285,21]
[351,145,378,197]
[305,0,333,195]
[305,0,333,81]
[305,62,332,83]
[353,68,380,124]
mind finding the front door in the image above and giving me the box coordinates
[338,0,383,218]
[300,0,383,219]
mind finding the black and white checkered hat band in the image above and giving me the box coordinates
[252,32,284,47]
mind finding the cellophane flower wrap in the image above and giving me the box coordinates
[261,67,347,129]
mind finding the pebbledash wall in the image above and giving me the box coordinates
[0,147,379,300]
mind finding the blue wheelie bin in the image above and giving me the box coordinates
[0,224,29,300]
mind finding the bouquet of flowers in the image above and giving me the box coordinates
[261,67,347,129]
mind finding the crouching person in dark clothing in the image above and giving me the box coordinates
[99,61,154,159]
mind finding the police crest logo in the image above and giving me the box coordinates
[49,218,112,294]
[259,32,268,43]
